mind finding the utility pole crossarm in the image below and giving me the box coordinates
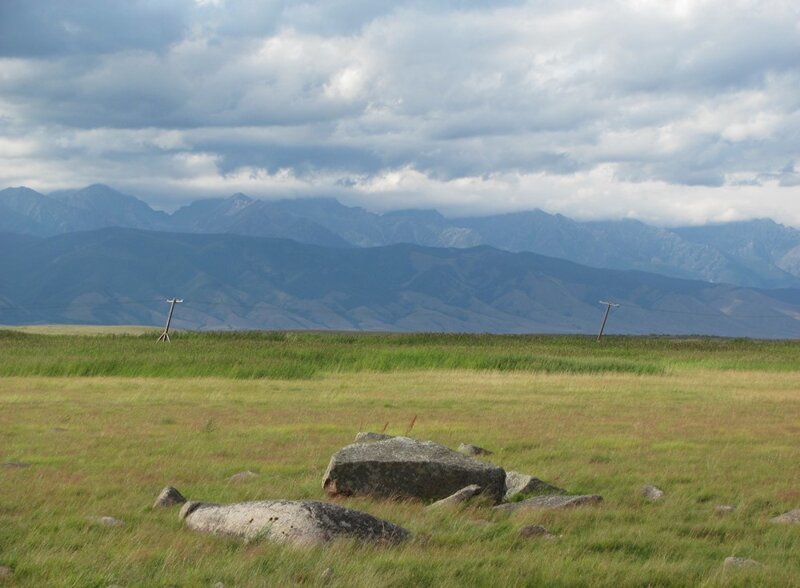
[596,300,620,342]
[157,298,183,343]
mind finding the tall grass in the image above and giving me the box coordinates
[1,369,799,586]
[0,331,797,379]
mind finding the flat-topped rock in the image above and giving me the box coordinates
[771,509,800,524]
[503,471,566,501]
[354,432,394,443]
[323,436,506,502]
[426,484,483,509]
[181,500,409,546]
[494,494,603,512]
[153,486,186,508]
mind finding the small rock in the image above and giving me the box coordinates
[723,556,762,569]
[413,533,433,546]
[771,509,800,524]
[90,516,125,527]
[153,486,187,508]
[320,567,334,584]
[1,461,31,468]
[181,499,410,546]
[519,524,556,539]
[354,432,394,443]
[715,505,736,515]
[640,485,665,501]
[228,471,258,482]
[212,583,225,588]
[495,494,603,512]
[503,471,566,501]
[426,484,483,509]
[457,443,493,457]
[0,566,13,580]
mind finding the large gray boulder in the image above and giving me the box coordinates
[322,437,506,502]
[503,471,566,501]
[180,500,409,547]
[495,494,603,512]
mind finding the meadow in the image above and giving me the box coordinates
[1,330,799,586]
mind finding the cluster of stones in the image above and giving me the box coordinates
[321,434,599,513]
[149,433,603,549]
[143,431,799,566]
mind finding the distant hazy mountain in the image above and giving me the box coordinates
[171,194,350,247]
[1,228,798,338]
[674,220,800,285]
[0,184,168,235]
[49,184,172,231]
[0,186,92,235]
[3,185,800,289]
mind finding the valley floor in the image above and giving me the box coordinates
[0,334,799,586]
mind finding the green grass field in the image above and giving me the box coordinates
[1,331,799,586]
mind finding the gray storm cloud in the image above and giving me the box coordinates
[0,0,799,226]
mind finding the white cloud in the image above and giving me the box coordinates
[1,0,800,226]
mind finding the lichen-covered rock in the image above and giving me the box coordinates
[180,500,409,546]
[519,524,555,539]
[715,505,736,515]
[426,484,483,509]
[723,556,762,569]
[640,484,665,501]
[494,494,602,512]
[323,437,506,502]
[227,471,258,482]
[503,471,566,501]
[771,509,800,524]
[153,486,186,508]
[89,516,125,527]
[1,461,31,468]
[457,443,493,456]
[354,432,394,443]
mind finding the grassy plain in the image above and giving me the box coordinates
[1,331,799,586]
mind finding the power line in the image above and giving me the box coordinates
[597,300,619,342]
[613,302,792,320]
[0,297,796,320]
[157,298,183,342]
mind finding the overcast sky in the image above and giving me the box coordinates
[1,0,799,225]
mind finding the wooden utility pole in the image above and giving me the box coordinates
[596,300,619,342]
[157,298,183,342]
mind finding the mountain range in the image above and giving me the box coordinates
[1,228,799,337]
[3,184,800,290]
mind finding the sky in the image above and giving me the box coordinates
[1,0,799,226]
